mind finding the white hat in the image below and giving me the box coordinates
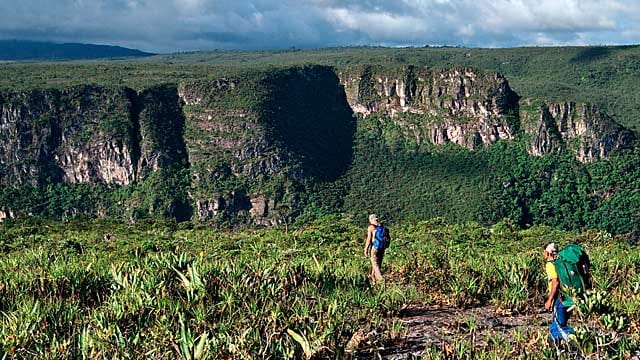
[545,242,558,254]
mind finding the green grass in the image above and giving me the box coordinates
[0,217,638,358]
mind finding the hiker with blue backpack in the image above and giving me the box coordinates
[364,214,390,283]
[543,242,591,350]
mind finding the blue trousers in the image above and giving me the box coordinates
[550,299,574,340]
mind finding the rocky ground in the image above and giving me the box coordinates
[350,303,550,359]
[349,302,640,360]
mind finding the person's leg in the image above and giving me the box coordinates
[551,299,574,341]
[370,248,384,282]
[549,305,562,341]
[369,249,375,279]
[555,299,574,336]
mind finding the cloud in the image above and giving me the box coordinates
[0,0,638,52]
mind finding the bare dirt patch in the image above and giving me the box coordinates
[352,303,550,359]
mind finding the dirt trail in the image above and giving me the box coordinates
[352,303,550,359]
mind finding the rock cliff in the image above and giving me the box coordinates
[339,66,635,160]
[522,100,636,162]
[181,66,355,223]
[0,85,187,187]
[136,85,189,177]
[339,66,520,150]
[0,65,636,222]
[0,86,135,186]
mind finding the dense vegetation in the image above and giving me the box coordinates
[0,168,192,221]
[0,66,358,226]
[1,62,639,235]
[340,114,640,235]
[0,217,638,358]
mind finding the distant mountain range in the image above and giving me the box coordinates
[0,40,154,61]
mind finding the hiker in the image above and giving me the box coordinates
[364,214,390,283]
[543,242,575,345]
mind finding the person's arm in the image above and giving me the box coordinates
[364,226,373,257]
[545,277,559,311]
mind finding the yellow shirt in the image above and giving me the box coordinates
[545,262,558,294]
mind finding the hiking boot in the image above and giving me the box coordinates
[547,336,569,358]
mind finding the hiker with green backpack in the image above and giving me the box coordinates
[364,214,391,283]
[543,242,591,345]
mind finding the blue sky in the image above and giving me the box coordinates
[1,0,639,52]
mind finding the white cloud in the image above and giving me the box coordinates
[0,0,638,52]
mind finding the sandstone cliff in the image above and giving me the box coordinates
[521,100,636,162]
[0,65,636,223]
[136,85,189,177]
[339,65,520,150]
[181,66,354,223]
[339,66,635,160]
[0,86,135,186]
[0,85,187,187]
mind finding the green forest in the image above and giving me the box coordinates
[339,114,640,235]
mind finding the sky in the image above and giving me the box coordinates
[1,0,639,53]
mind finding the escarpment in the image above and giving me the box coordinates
[339,66,520,150]
[338,66,635,160]
[0,85,187,187]
[521,100,636,162]
[181,66,355,223]
[0,65,636,222]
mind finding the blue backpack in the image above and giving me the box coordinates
[373,225,390,250]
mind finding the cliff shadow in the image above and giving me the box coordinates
[135,85,193,221]
[136,85,190,176]
[570,46,611,64]
[260,66,356,182]
[570,45,640,64]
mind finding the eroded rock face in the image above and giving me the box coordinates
[1,92,54,185]
[249,195,276,218]
[0,208,15,222]
[180,82,288,223]
[195,197,225,219]
[137,85,189,178]
[182,66,355,224]
[523,101,636,162]
[1,66,636,223]
[0,86,137,185]
[57,140,135,184]
[340,66,520,150]
[0,85,189,186]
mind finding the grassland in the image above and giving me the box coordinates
[0,216,638,359]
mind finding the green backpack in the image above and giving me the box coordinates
[553,244,591,307]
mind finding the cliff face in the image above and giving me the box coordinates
[522,101,636,162]
[136,85,189,177]
[339,66,520,150]
[0,85,188,187]
[339,66,635,160]
[0,65,636,223]
[181,66,355,223]
[180,78,283,223]
[0,87,136,186]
